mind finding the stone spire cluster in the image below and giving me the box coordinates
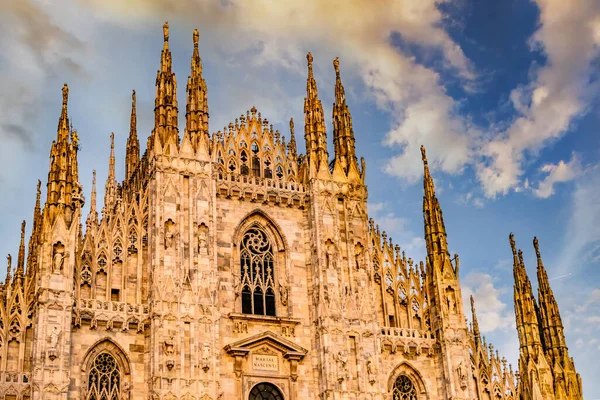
[510,234,583,399]
[421,146,453,277]
[126,90,140,181]
[303,53,329,179]
[183,28,209,158]
[151,21,180,153]
[331,57,361,183]
[45,84,84,226]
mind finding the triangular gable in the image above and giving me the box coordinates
[224,330,307,360]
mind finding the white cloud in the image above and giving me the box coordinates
[1,0,595,205]
[73,0,479,184]
[532,153,581,198]
[476,0,600,198]
[462,272,514,333]
[0,0,85,181]
[457,190,485,209]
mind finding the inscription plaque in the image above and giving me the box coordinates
[252,354,279,372]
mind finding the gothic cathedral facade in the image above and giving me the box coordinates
[0,23,583,400]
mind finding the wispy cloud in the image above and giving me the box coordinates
[532,153,581,198]
[0,0,84,148]
[462,272,514,333]
[558,164,600,275]
[476,0,600,198]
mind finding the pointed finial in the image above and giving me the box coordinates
[420,145,427,164]
[163,21,169,42]
[509,233,516,256]
[91,169,97,205]
[35,179,41,208]
[132,89,136,106]
[333,57,340,76]
[290,118,294,136]
[517,249,524,266]
[193,28,199,48]
[470,294,475,310]
[533,236,540,258]
[307,52,313,68]
[6,254,12,284]
[62,84,69,106]
[108,133,115,182]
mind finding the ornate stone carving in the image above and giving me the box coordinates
[335,351,348,383]
[366,355,376,385]
[197,223,209,256]
[456,361,468,390]
[52,242,65,273]
[164,219,176,249]
[279,275,290,307]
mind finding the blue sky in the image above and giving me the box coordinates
[1,0,599,396]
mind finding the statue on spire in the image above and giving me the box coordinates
[62,84,69,106]
[509,233,516,255]
[533,236,540,257]
[193,28,199,47]
[163,21,169,42]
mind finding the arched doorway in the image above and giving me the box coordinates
[248,382,284,400]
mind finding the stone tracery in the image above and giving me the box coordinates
[240,228,276,316]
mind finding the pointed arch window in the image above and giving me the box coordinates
[87,352,120,400]
[393,375,417,400]
[240,228,276,316]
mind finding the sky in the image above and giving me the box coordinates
[0,0,599,396]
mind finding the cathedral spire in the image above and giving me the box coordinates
[185,28,209,157]
[470,295,481,346]
[303,52,329,179]
[126,90,140,181]
[533,237,569,360]
[46,84,83,225]
[510,233,543,352]
[332,57,359,182]
[15,220,26,279]
[32,179,42,235]
[152,21,179,152]
[104,133,117,212]
[5,255,11,286]
[288,117,297,160]
[26,181,42,279]
[57,83,70,140]
[421,146,450,266]
[86,170,98,229]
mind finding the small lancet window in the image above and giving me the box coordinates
[252,157,261,177]
[240,228,276,316]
